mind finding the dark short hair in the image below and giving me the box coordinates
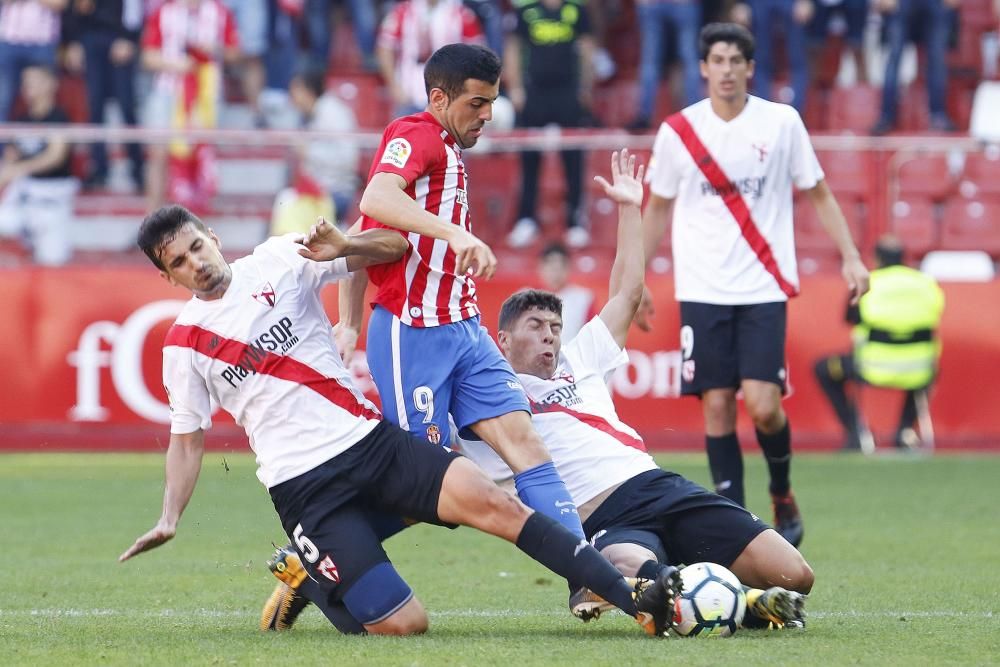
[540,241,569,261]
[699,22,755,61]
[424,43,501,101]
[292,62,327,98]
[137,204,207,270]
[498,289,563,332]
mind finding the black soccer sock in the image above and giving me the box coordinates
[636,559,671,581]
[299,576,366,634]
[706,433,745,507]
[813,357,859,439]
[757,420,792,496]
[516,512,638,617]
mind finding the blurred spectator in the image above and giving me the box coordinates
[0,65,76,265]
[0,0,68,122]
[536,241,596,341]
[463,0,504,57]
[140,0,239,210]
[376,0,484,116]
[807,0,869,85]
[305,0,379,71]
[747,0,813,111]
[871,0,958,134]
[814,235,944,451]
[221,0,267,124]
[63,0,146,191]
[283,64,360,226]
[504,0,594,249]
[628,0,703,131]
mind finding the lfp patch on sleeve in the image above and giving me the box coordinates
[380,138,412,168]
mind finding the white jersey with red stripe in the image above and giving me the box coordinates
[162,235,382,489]
[457,317,657,506]
[647,96,824,305]
[362,111,478,328]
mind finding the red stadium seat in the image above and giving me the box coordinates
[940,197,1000,257]
[794,195,864,255]
[895,154,957,201]
[959,150,1000,198]
[465,153,520,244]
[825,85,880,134]
[818,150,874,198]
[889,197,938,258]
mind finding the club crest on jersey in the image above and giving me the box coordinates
[426,423,442,445]
[752,142,768,163]
[381,138,412,168]
[317,555,340,583]
[252,282,276,307]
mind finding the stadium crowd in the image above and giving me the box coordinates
[0,0,998,266]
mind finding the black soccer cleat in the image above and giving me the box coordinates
[772,491,804,548]
[633,566,683,637]
[260,544,312,631]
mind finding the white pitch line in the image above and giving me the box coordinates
[0,609,995,620]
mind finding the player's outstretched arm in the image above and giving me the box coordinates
[360,172,497,279]
[296,217,408,271]
[596,149,646,348]
[806,179,871,304]
[119,430,206,562]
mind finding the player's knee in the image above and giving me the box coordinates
[791,558,815,594]
[746,398,783,432]
[703,391,737,428]
[367,602,429,636]
[599,542,657,578]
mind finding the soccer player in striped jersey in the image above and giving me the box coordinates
[123,205,680,637]
[641,23,870,547]
[344,43,587,539]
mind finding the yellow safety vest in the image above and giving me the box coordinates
[853,265,945,390]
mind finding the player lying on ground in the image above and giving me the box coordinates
[261,151,811,632]
[120,204,680,637]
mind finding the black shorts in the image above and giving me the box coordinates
[583,469,769,568]
[679,301,788,396]
[268,420,460,601]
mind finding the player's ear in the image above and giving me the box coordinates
[497,330,510,355]
[429,87,448,111]
[207,228,222,250]
[159,269,177,287]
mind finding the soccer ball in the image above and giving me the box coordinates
[672,562,747,637]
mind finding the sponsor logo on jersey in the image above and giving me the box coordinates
[317,555,340,583]
[220,316,301,388]
[380,138,412,168]
[426,423,442,445]
[531,383,584,410]
[252,282,276,307]
[700,175,767,200]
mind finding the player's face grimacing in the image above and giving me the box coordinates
[434,78,500,149]
[157,222,231,299]
[499,307,563,379]
[700,41,754,104]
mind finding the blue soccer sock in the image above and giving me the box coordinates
[514,461,585,539]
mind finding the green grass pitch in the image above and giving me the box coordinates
[2,451,999,666]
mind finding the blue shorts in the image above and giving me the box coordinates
[366,306,530,444]
[583,469,769,568]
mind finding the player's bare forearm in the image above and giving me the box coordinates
[598,150,647,347]
[343,229,409,271]
[119,430,205,562]
[339,267,369,334]
[359,173,458,242]
[807,180,870,302]
[642,194,674,268]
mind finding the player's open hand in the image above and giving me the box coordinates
[333,322,360,364]
[119,521,176,562]
[449,227,497,280]
[842,255,871,305]
[593,149,645,208]
[296,217,350,262]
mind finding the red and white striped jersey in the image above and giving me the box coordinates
[0,1,60,45]
[141,0,238,94]
[458,317,658,506]
[362,111,479,327]
[162,236,381,489]
[377,0,483,110]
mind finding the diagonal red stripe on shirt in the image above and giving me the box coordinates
[529,400,646,452]
[164,324,381,421]
[666,112,799,298]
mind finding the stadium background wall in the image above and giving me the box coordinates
[1,268,997,451]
